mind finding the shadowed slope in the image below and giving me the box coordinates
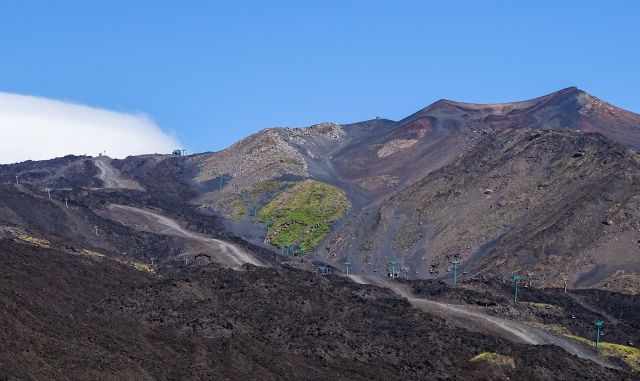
[0,240,630,380]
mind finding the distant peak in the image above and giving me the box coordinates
[556,86,580,93]
[417,87,591,114]
[550,86,587,98]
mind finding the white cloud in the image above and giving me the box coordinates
[0,92,180,164]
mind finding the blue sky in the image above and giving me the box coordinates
[0,1,638,155]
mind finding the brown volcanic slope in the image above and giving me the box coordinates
[330,87,640,197]
[326,128,640,293]
[314,88,640,293]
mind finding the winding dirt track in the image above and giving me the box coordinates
[108,204,263,268]
[348,275,617,370]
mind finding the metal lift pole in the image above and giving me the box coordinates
[595,320,604,349]
[451,258,461,287]
[512,273,524,303]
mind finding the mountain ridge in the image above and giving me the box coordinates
[2,87,640,293]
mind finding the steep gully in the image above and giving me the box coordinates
[94,157,143,190]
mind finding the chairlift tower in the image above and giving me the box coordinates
[595,320,604,349]
[387,258,400,279]
[344,259,352,275]
[512,273,526,303]
[451,257,461,287]
[281,245,294,257]
[402,266,409,280]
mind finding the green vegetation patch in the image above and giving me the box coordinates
[15,233,51,248]
[469,352,515,369]
[213,180,294,221]
[259,179,349,253]
[564,335,640,372]
[131,261,155,273]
